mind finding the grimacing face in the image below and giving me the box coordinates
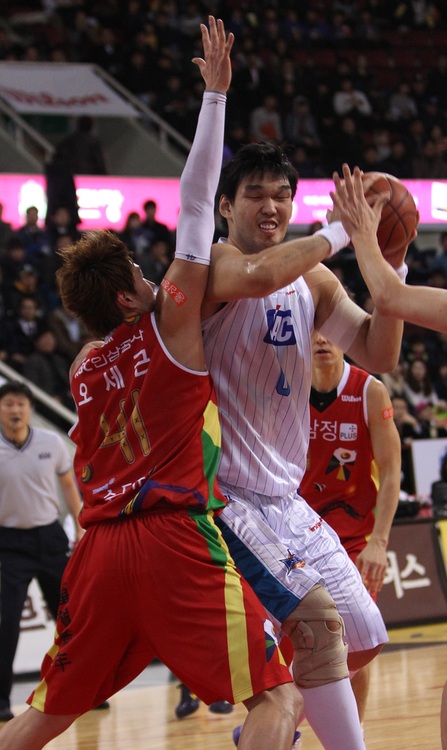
[220,174,293,256]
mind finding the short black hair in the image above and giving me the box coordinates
[218,141,298,205]
[0,381,34,405]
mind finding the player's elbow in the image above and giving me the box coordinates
[372,286,397,319]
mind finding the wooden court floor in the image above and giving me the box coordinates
[8,623,447,750]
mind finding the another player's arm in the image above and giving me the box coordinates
[58,469,84,543]
[356,379,401,595]
[156,18,233,369]
[331,166,447,335]
[305,263,402,374]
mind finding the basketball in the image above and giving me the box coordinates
[365,172,418,256]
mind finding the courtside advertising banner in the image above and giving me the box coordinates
[0,63,138,117]
[0,175,446,232]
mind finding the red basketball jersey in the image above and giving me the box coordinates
[300,363,378,546]
[70,312,225,527]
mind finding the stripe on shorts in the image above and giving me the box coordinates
[214,515,300,624]
[189,508,253,700]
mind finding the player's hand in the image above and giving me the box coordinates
[192,16,234,95]
[382,211,419,270]
[356,540,388,596]
[330,164,389,244]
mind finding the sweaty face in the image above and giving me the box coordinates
[222,174,294,255]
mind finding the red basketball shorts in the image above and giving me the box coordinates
[28,506,292,715]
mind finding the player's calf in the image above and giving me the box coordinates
[282,584,349,689]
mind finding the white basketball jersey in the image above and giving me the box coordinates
[202,277,315,499]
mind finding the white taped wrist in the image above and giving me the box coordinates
[315,222,350,258]
[175,91,226,266]
[395,263,408,283]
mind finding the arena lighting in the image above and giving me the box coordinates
[0,174,446,231]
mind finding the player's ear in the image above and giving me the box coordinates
[219,194,232,219]
[116,290,136,309]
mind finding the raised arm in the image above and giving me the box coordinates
[156,17,233,367]
[328,164,405,372]
[330,166,447,336]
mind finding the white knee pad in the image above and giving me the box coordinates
[282,584,349,689]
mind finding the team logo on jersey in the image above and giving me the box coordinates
[339,422,358,441]
[81,463,93,483]
[325,447,357,480]
[263,306,297,346]
[38,452,51,459]
[123,314,142,325]
[279,548,306,574]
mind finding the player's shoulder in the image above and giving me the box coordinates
[366,374,393,413]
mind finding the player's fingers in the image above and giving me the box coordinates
[362,172,383,193]
[225,30,235,53]
[341,163,355,200]
[191,57,206,73]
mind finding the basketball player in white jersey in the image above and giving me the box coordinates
[199,147,415,750]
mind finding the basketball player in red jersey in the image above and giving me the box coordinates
[0,18,301,750]
[301,331,401,723]
[331,164,447,750]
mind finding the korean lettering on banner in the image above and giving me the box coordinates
[384,551,431,599]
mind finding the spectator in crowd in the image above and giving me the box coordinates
[118,211,142,256]
[0,381,83,722]
[0,238,27,301]
[53,116,107,176]
[414,401,447,439]
[46,207,81,256]
[435,361,447,401]
[331,116,364,174]
[23,329,73,411]
[45,152,80,240]
[380,139,414,178]
[431,232,447,280]
[139,239,171,287]
[3,296,44,373]
[380,358,407,399]
[140,199,172,251]
[249,93,283,143]
[6,266,51,320]
[391,395,422,494]
[333,77,373,119]
[47,305,91,363]
[413,138,447,179]
[403,359,442,412]
[16,207,51,269]
[386,81,418,123]
[0,204,13,256]
[284,95,320,152]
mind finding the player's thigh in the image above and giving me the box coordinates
[143,508,293,706]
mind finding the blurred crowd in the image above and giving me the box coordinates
[0,0,446,178]
[1,0,447,496]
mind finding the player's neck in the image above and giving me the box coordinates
[311,361,344,394]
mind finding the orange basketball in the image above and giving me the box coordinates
[365,172,418,256]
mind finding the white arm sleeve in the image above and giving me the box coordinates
[174,90,226,266]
